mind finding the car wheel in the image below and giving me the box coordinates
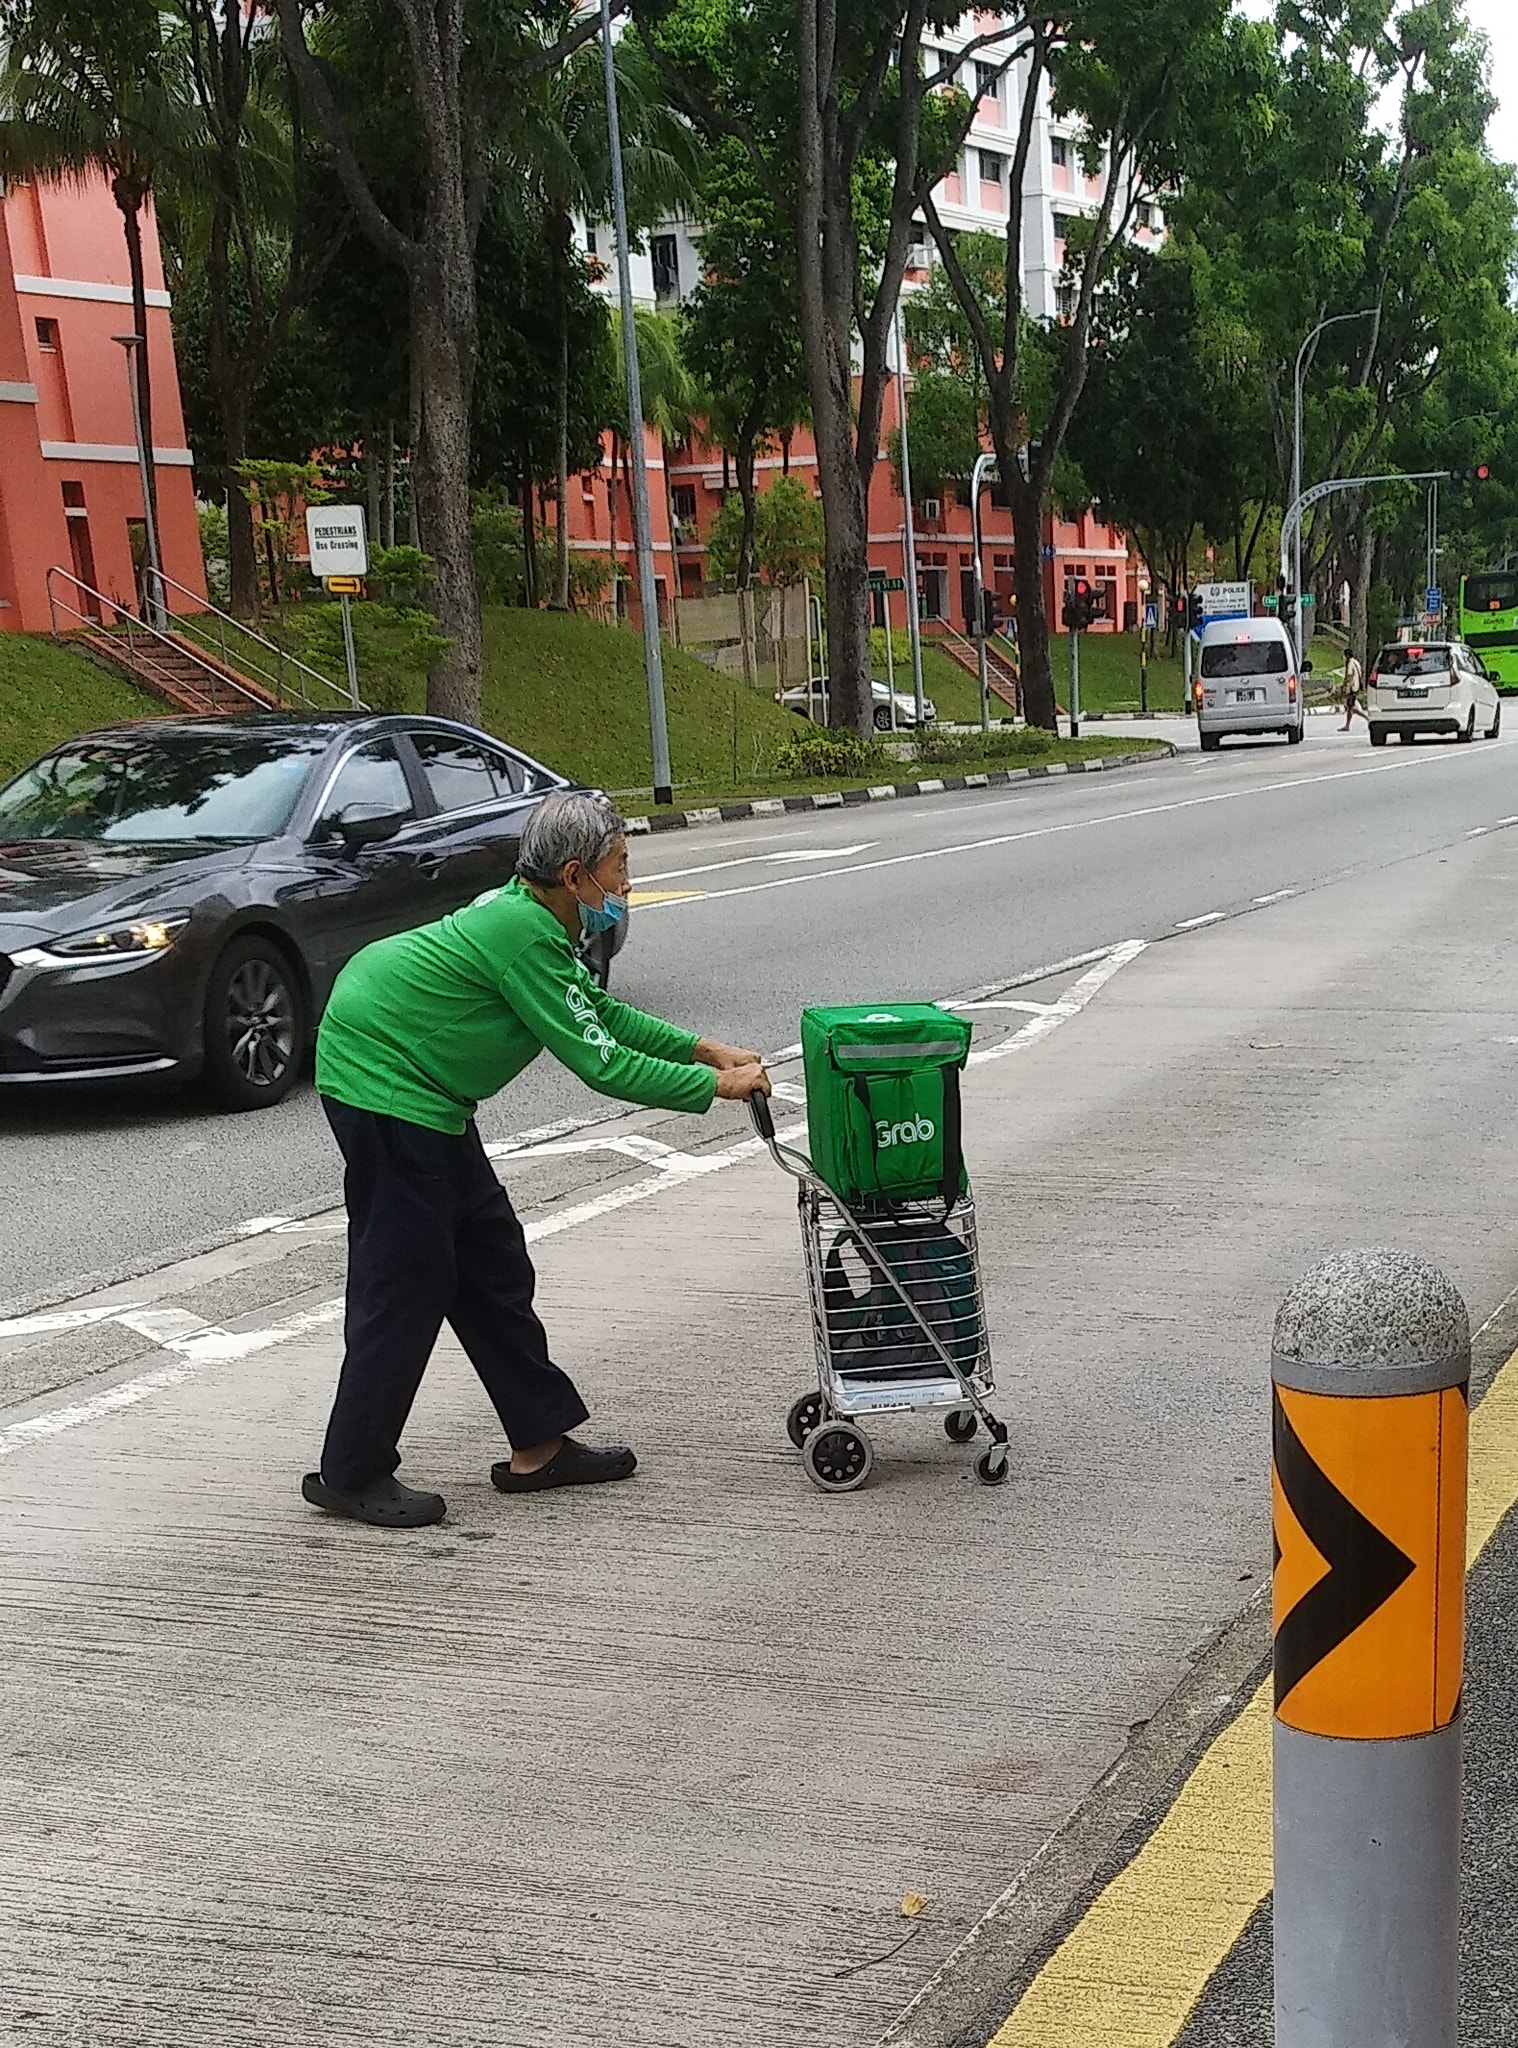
[873,706,893,732]
[1287,722,1304,744]
[1460,706,1476,743]
[1488,704,1502,740]
[1399,729,1415,744]
[201,935,306,1112]
[1199,731,1221,752]
[1369,725,1388,746]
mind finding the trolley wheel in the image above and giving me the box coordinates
[786,1390,825,1450]
[802,1421,873,1493]
[944,1408,979,1443]
[975,1447,1010,1487]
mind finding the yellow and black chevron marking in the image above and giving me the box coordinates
[1272,1382,1466,1739]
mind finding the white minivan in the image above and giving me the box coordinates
[1365,640,1501,745]
[1194,617,1306,751]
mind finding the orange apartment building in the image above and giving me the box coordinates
[0,172,205,635]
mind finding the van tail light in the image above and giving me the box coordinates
[1369,670,1379,686]
[1288,675,1298,702]
[1193,680,1204,704]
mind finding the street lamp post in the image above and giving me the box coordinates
[893,305,927,728]
[970,450,996,733]
[599,0,673,806]
[113,333,164,629]
[1293,310,1375,665]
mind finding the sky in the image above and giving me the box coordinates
[1236,1,1518,166]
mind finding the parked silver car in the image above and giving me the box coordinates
[778,676,938,730]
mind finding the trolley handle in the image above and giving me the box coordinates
[748,1089,776,1142]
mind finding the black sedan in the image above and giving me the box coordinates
[0,712,626,1110]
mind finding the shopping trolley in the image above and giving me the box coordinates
[750,1093,1010,1492]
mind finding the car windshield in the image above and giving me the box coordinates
[0,731,330,842]
[1200,639,1289,678]
[1464,575,1518,616]
[1375,646,1452,676]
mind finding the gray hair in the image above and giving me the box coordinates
[517,790,626,885]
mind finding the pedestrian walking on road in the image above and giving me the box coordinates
[302,791,770,1529]
[1341,652,1365,730]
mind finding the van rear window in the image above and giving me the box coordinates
[1375,645,1452,676]
[1200,640,1288,678]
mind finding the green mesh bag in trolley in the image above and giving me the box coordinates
[799,1003,972,1211]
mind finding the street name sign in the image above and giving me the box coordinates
[869,574,907,592]
[306,505,369,579]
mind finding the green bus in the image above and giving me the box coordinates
[1458,570,1518,692]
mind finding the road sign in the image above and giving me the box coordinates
[1426,586,1444,614]
[1143,602,1158,630]
[1198,580,1252,621]
[868,574,906,592]
[325,574,363,595]
[306,504,368,578]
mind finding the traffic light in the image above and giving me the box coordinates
[1450,464,1493,484]
[1186,590,1203,630]
[1062,574,1096,630]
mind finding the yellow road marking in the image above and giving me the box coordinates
[628,888,708,905]
[987,1339,1518,2047]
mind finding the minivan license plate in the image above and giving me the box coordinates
[1233,688,1260,703]
[1398,686,1428,699]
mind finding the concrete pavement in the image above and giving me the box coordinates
[4,713,1514,1307]
[8,818,1518,2044]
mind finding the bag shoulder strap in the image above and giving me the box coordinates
[939,1061,963,1214]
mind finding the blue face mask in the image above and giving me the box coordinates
[578,887,627,937]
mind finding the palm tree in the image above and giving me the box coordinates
[605,306,698,617]
[0,0,201,558]
[503,24,700,609]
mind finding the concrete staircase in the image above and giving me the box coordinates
[78,624,277,715]
[923,622,1022,713]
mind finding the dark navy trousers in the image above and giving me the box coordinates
[318,1098,590,1490]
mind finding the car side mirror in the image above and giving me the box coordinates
[324,803,409,854]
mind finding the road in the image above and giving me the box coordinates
[4,717,1515,1309]
[7,719,1518,2047]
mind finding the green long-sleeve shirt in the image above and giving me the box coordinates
[315,877,717,1134]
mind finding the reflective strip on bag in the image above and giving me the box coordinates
[832,1041,963,1062]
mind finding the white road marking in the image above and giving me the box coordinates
[1496,816,1518,827]
[627,749,1481,914]
[967,943,1146,1064]
[1175,911,1227,931]
[1468,827,1490,837]
[1252,889,1297,905]
[765,843,875,863]
[947,998,1058,1014]
[0,1302,145,1341]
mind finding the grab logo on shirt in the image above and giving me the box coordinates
[566,981,615,1063]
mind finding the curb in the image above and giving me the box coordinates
[623,744,1178,835]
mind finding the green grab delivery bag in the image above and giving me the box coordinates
[800,1003,973,1209]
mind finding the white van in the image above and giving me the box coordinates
[1194,617,1306,751]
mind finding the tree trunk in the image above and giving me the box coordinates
[1011,475,1056,731]
[550,222,572,611]
[366,419,382,554]
[114,185,159,540]
[520,478,539,607]
[735,427,758,590]
[384,421,397,550]
[607,431,620,611]
[1349,520,1377,677]
[223,398,257,617]
[411,273,483,722]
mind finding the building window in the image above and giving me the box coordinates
[1136,202,1154,230]
[1052,212,1076,244]
[979,151,1007,185]
[1056,285,1076,318]
[1050,136,1069,169]
[651,233,679,302]
[975,60,1000,99]
[586,226,598,256]
[35,317,59,352]
[671,483,697,526]
[61,480,86,510]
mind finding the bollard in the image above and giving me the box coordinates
[1271,1248,1468,2048]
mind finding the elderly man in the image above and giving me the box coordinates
[302,790,769,1529]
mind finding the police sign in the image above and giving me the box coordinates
[306,505,369,579]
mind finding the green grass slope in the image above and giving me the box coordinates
[0,635,166,781]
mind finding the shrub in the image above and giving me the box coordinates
[775,725,889,780]
[910,724,1056,767]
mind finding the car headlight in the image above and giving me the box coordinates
[38,914,190,960]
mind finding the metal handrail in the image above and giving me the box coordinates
[143,566,362,711]
[46,565,271,712]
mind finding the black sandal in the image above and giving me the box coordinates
[491,1438,637,1493]
[301,1471,447,1527]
